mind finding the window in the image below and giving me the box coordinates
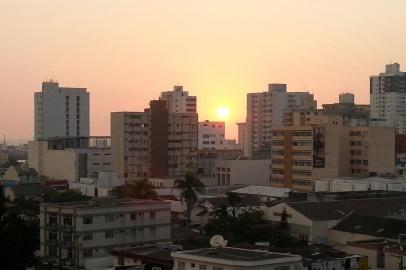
[49,247,57,258]
[178,261,185,270]
[131,213,137,220]
[83,249,93,258]
[191,263,196,268]
[105,215,114,223]
[83,216,93,224]
[49,215,57,224]
[105,231,114,239]
[62,216,73,225]
[83,233,92,241]
[149,211,155,218]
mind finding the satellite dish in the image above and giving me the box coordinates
[210,235,228,247]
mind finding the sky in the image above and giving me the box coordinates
[1,0,406,144]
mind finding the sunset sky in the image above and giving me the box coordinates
[1,0,406,143]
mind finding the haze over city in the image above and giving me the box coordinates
[2,0,406,143]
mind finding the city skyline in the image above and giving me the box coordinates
[2,0,406,142]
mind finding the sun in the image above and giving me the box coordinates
[217,106,230,120]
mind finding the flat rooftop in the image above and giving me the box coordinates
[174,247,298,262]
[41,198,169,209]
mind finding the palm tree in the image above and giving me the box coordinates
[111,179,158,199]
[174,173,205,227]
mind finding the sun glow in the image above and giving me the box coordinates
[216,106,230,120]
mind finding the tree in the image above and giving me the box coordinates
[43,189,90,203]
[279,207,289,231]
[0,186,39,270]
[110,179,158,199]
[174,174,205,227]
[227,192,242,218]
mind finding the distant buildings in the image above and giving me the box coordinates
[198,120,225,150]
[160,85,197,113]
[28,136,112,182]
[0,135,8,164]
[34,81,89,140]
[370,63,406,133]
[270,93,395,191]
[112,91,198,182]
[39,198,171,269]
[237,122,247,155]
[245,83,317,157]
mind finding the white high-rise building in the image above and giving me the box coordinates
[34,80,90,140]
[159,85,197,113]
[245,83,317,157]
[370,63,406,133]
[198,120,225,150]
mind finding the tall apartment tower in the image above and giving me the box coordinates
[111,101,198,182]
[159,86,197,113]
[370,63,406,133]
[34,81,90,140]
[237,122,247,156]
[245,83,317,157]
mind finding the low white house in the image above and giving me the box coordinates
[69,171,123,197]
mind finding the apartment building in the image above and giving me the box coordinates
[34,80,89,140]
[39,198,171,269]
[198,120,225,150]
[245,83,316,157]
[111,100,198,181]
[172,247,302,270]
[271,121,395,191]
[28,137,112,182]
[160,85,197,113]
[370,63,406,133]
[237,122,247,156]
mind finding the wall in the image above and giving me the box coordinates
[214,159,271,186]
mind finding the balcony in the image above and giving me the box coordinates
[47,223,58,230]
[48,239,58,246]
[62,225,73,232]
[62,241,73,248]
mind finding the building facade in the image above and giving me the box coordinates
[214,159,271,187]
[111,101,198,182]
[160,85,197,113]
[28,137,112,182]
[370,63,406,133]
[39,199,171,269]
[271,120,395,191]
[245,83,317,157]
[198,120,225,150]
[34,81,90,140]
[172,247,303,270]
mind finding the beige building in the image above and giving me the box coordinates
[39,198,171,269]
[271,114,395,191]
[214,159,271,187]
[245,83,317,157]
[28,137,112,182]
[111,100,198,182]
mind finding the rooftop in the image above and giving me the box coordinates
[231,185,292,199]
[173,247,300,263]
[331,214,406,239]
[286,197,406,221]
[41,198,169,209]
